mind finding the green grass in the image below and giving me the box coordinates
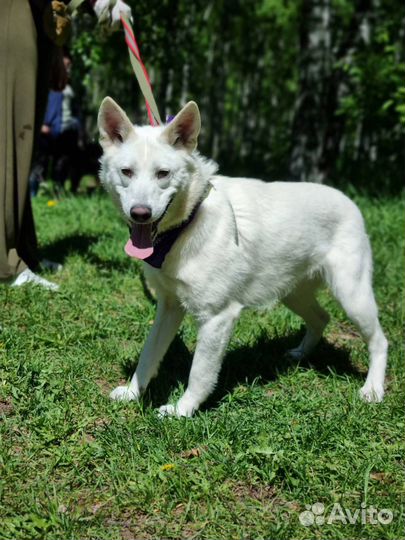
[0,191,404,540]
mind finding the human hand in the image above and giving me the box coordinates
[93,0,132,31]
[111,0,132,27]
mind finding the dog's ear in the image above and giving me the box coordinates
[161,101,201,152]
[98,97,134,149]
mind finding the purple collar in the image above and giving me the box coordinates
[143,185,211,269]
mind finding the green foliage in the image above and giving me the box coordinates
[70,1,403,192]
[334,3,405,191]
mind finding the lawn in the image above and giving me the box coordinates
[0,190,404,540]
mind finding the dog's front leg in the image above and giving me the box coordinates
[159,302,242,417]
[110,296,184,401]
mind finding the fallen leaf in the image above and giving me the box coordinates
[180,447,202,459]
[370,472,390,482]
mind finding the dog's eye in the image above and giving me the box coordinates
[156,169,170,180]
[121,168,133,178]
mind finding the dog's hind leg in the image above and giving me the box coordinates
[110,295,185,401]
[282,280,330,360]
[324,244,388,402]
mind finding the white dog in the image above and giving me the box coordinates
[98,98,388,417]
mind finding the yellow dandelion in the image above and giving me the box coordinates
[47,200,58,207]
[160,463,175,472]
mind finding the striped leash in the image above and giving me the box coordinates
[67,1,162,126]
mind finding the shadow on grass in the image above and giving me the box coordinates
[86,252,137,274]
[40,234,99,263]
[206,331,362,411]
[41,233,144,275]
[120,329,363,411]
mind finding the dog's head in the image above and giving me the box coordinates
[98,98,202,259]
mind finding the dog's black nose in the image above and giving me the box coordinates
[130,205,152,223]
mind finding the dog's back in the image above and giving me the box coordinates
[159,177,368,310]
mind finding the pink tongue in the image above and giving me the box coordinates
[124,223,154,259]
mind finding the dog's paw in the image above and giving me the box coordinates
[158,400,195,418]
[359,382,384,403]
[109,385,139,402]
[158,404,177,417]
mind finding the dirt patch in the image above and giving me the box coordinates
[106,510,157,540]
[96,378,117,394]
[105,503,214,540]
[231,480,277,503]
[93,417,112,429]
[0,397,13,417]
[328,322,361,345]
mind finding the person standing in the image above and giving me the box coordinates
[0,0,60,289]
[0,0,132,290]
[31,51,82,196]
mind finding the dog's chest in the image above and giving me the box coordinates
[144,264,191,300]
[144,259,225,315]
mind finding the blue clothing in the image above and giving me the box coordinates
[43,90,63,137]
